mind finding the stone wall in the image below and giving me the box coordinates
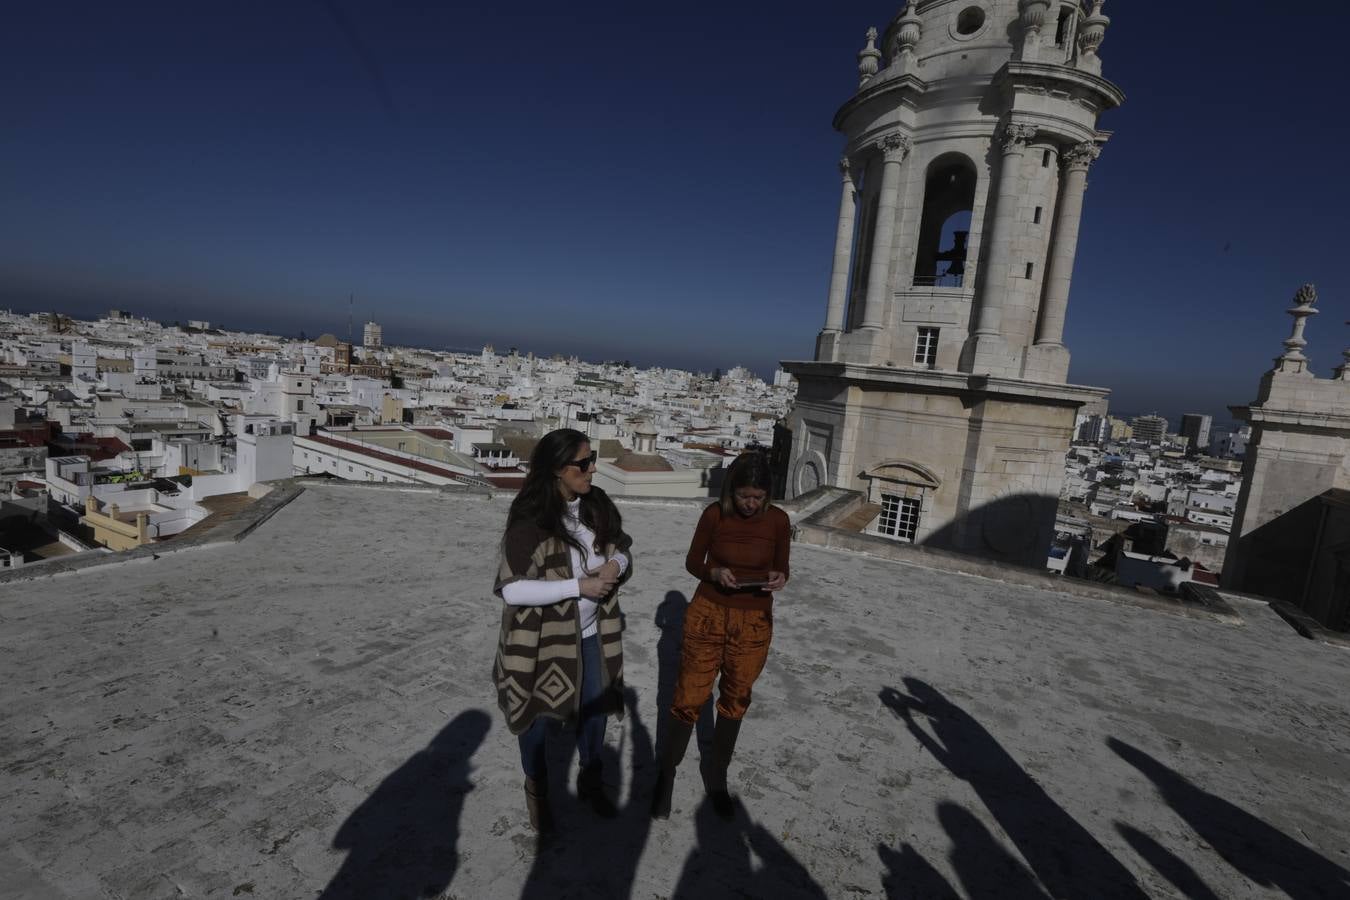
[784,363,1102,567]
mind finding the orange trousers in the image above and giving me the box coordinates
[671,594,773,724]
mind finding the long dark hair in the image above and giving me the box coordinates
[718,448,774,517]
[508,428,622,553]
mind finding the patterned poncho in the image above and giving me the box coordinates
[491,495,633,736]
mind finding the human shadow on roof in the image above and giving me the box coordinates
[670,795,828,899]
[1115,822,1222,900]
[317,708,490,900]
[519,686,656,899]
[937,801,1048,898]
[880,680,1148,899]
[878,840,960,899]
[1109,737,1350,899]
[655,591,714,757]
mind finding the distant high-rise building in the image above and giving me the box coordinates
[1132,415,1167,445]
[1179,413,1212,456]
[363,321,383,348]
[1075,414,1109,444]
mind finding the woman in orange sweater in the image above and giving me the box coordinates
[651,450,790,820]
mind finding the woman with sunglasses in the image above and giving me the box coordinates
[492,428,634,833]
[651,449,788,821]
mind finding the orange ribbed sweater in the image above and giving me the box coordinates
[684,502,791,612]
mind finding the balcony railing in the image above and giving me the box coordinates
[912,274,966,289]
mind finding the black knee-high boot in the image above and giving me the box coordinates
[650,716,694,820]
[702,715,742,820]
[577,760,618,818]
[525,773,554,833]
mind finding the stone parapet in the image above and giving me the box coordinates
[1269,600,1350,649]
[0,480,309,586]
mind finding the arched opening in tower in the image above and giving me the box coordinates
[1054,4,1080,62]
[912,155,977,288]
[1055,6,1076,49]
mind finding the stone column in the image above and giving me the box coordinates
[975,123,1035,338]
[1035,142,1099,347]
[861,132,910,330]
[966,123,1036,374]
[823,158,858,334]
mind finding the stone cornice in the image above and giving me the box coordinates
[833,73,928,131]
[1000,61,1126,110]
[834,60,1122,135]
[1229,404,1350,433]
[780,360,1109,406]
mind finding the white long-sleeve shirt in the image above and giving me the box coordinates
[501,498,628,638]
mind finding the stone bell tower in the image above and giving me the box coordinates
[781,0,1122,566]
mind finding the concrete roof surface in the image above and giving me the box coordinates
[2,484,1348,899]
[612,452,675,472]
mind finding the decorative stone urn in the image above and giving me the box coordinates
[1019,0,1051,32]
[897,2,922,52]
[1078,0,1110,58]
[857,27,881,86]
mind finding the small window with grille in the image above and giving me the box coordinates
[914,327,939,368]
[877,494,921,542]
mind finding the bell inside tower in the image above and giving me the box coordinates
[912,155,977,288]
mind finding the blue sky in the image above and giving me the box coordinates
[2,2,1346,426]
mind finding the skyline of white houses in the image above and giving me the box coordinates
[0,309,794,562]
[0,306,1247,588]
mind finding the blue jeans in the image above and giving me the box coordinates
[518,632,606,779]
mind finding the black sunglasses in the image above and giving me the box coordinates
[562,451,598,472]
